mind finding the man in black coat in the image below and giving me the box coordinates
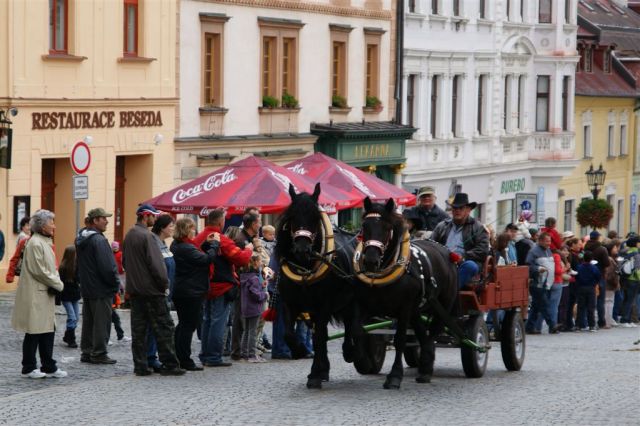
[584,230,610,328]
[406,186,448,232]
[76,208,120,364]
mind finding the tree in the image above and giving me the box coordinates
[576,198,613,229]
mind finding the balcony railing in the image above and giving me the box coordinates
[528,132,575,160]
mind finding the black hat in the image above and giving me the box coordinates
[448,193,477,210]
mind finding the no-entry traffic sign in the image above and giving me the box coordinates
[70,141,91,175]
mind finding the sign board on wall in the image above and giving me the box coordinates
[515,193,538,223]
[73,175,89,200]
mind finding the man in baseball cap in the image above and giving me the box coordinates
[87,207,113,220]
[135,204,161,217]
[405,185,448,232]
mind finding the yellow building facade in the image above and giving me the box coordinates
[0,0,178,274]
[558,97,636,236]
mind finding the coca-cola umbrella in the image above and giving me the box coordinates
[285,152,416,206]
[146,155,361,216]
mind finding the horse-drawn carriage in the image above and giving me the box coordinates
[277,184,529,389]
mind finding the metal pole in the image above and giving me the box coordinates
[75,200,80,233]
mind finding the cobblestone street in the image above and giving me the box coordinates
[0,292,638,425]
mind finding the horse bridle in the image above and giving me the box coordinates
[292,228,316,243]
[361,213,393,256]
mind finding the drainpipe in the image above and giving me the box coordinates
[394,0,404,125]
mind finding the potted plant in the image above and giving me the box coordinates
[281,92,299,109]
[262,95,280,108]
[365,95,383,112]
[332,94,348,109]
[576,198,614,229]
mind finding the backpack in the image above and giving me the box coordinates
[620,253,637,277]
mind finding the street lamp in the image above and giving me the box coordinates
[585,163,606,199]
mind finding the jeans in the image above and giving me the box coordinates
[458,260,480,289]
[22,332,57,374]
[596,279,606,327]
[173,297,203,368]
[620,280,640,323]
[130,296,179,372]
[111,309,124,340]
[526,286,555,331]
[62,300,80,330]
[612,289,624,322]
[146,329,160,368]
[230,299,243,358]
[576,286,596,329]
[200,296,232,365]
[535,284,562,331]
[240,316,259,359]
[271,297,291,358]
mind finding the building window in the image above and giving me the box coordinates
[431,75,439,138]
[565,0,571,23]
[203,33,221,106]
[452,75,460,136]
[479,0,486,18]
[124,0,138,56]
[477,74,485,134]
[562,76,570,131]
[580,197,590,236]
[603,49,611,74]
[504,75,510,131]
[259,19,302,102]
[407,74,416,127]
[506,0,511,20]
[564,200,574,232]
[517,75,524,130]
[617,199,624,233]
[497,199,514,231]
[332,42,346,98]
[409,0,416,13]
[365,43,380,99]
[535,75,549,132]
[585,47,593,72]
[453,0,460,16]
[620,124,628,155]
[539,0,552,23]
[583,125,592,158]
[49,0,68,53]
[201,15,227,107]
[608,125,615,157]
[520,0,525,21]
[432,0,439,14]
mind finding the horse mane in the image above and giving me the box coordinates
[275,191,323,258]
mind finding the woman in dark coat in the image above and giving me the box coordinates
[170,218,220,370]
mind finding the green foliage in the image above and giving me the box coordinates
[365,95,382,108]
[281,92,299,108]
[332,94,348,108]
[262,95,280,108]
[576,198,614,229]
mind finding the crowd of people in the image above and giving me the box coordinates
[6,186,640,379]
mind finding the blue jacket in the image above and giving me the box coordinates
[576,263,601,288]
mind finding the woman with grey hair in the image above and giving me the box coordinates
[11,209,67,378]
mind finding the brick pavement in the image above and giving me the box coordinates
[0,291,638,425]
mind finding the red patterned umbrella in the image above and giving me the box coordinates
[145,156,360,216]
[285,153,416,206]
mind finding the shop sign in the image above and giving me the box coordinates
[31,110,163,130]
[342,142,403,162]
[500,178,526,194]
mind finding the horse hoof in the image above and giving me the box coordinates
[306,378,323,389]
[383,377,402,390]
[415,374,431,384]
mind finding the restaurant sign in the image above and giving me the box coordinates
[31,110,163,130]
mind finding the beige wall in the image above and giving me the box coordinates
[0,0,178,276]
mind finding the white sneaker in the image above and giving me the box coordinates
[610,320,619,327]
[630,323,638,328]
[118,336,132,342]
[621,323,633,328]
[46,369,68,378]
[24,369,46,379]
[108,339,114,346]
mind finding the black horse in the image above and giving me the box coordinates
[276,183,358,389]
[352,197,458,389]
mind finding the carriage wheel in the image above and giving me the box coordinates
[403,337,420,368]
[460,315,489,378]
[500,311,526,371]
[354,334,387,374]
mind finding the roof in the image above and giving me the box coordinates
[310,121,416,138]
[578,0,640,51]
[576,61,640,97]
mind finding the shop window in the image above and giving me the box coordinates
[583,125,592,158]
[259,18,302,101]
[562,76,570,131]
[497,199,514,231]
[201,14,227,107]
[535,75,549,132]
[49,0,68,53]
[124,0,138,56]
[564,200,574,232]
[539,0,552,23]
[608,125,615,157]
[620,124,628,155]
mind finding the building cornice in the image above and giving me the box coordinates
[193,0,392,20]
[0,98,179,108]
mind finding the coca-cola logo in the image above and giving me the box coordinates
[268,169,298,192]
[172,169,237,204]
[287,163,307,175]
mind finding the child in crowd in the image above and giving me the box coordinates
[59,245,81,348]
[260,225,277,259]
[240,254,268,363]
[575,252,601,332]
[112,241,125,289]
[109,241,130,344]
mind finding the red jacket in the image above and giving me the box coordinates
[5,237,28,283]
[541,227,563,251]
[113,251,124,274]
[194,225,252,298]
[553,253,564,284]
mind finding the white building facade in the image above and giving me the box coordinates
[402,0,579,230]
